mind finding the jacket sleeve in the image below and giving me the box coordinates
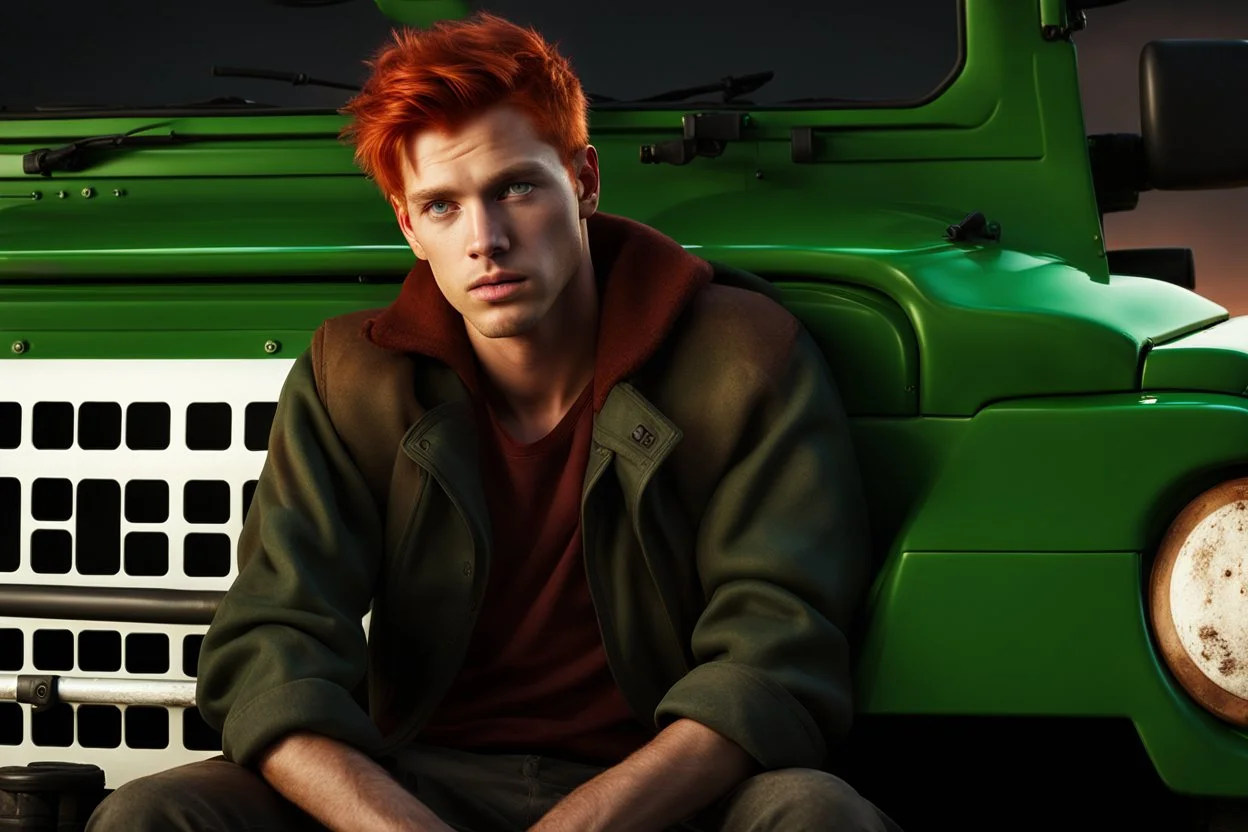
[654,327,871,770]
[195,349,386,766]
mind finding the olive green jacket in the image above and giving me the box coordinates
[196,252,870,772]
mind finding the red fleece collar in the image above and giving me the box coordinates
[363,213,713,411]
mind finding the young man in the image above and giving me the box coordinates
[89,13,896,832]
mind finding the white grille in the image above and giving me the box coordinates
[0,359,293,787]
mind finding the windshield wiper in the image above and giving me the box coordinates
[22,124,347,175]
[30,97,275,112]
[630,71,774,104]
[22,122,180,176]
[212,65,360,92]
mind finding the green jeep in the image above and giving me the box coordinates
[1,0,1246,828]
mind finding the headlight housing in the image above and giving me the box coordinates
[1149,478,1248,727]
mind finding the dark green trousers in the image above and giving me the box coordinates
[86,744,900,832]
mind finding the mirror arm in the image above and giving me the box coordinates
[1087,133,1151,215]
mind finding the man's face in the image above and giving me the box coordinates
[392,105,599,340]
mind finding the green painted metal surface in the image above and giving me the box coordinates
[373,0,469,26]
[778,283,920,417]
[3,0,1248,799]
[889,391,1248,553]
[858,551,1248,795]
[1143,316,1248,396]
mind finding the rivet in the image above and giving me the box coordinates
[34,683,48,698]
[113,188,126,198]
[754,169,764,180]
[81,187,95,199]
[11,340,28,355]
[462,561,473,577]
[418,439,431,451]
[57,191,67,199]
[263,339,280,354]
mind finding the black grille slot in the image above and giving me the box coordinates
[32,628,73,671]
[31,702,72,747]
[76,479,121,575]
[78,401,122,450]
[78,704,121,749]
[0,402,19,449]
[124,480,169,523]
[184,533,231,578]
[187,403,231,451]
[124,532,168,577]
[244,402,278,451]
[0,478,17,572]
[79,630,122,672]
[183,634,204,677]
[126,402,171,451]
[32,402,73,450]
[242,479,258,522]
[31,529,72,574]
[183,707,222,751]
[0,703,20,746]
[125,633,169,674]
[125,706,168,749]
[184,481,229,525]
[31,477,72,521]
[0,629,22,671]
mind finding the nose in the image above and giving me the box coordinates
[465,201,509,260]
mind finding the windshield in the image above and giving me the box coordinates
[0,0,961,116]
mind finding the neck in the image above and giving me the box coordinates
[467,238,598,442]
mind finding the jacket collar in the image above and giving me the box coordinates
[362,212,714,412]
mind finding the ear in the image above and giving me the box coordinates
[390,195,428,260]
[571,145,601,220]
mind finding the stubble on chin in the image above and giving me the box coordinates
[464,306,541,340]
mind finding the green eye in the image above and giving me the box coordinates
[506,182,534,196]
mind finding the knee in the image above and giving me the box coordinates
[87,774,184,831]
[732,768,888,832]
[85,759,258,831]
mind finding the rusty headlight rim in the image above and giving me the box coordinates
[1149,477,1248,728]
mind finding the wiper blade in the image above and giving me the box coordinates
[21,124,347,175]
[212,65,360,92]
[631,71,774,104]
[22,122,180,176]
[30,97,276,113]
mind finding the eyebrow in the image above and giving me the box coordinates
[405,162,552,205]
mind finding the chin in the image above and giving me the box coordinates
[467,312,541,340]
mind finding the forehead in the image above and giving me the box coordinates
[399,105,564,190]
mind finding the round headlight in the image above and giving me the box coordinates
[1149,478,1248,727]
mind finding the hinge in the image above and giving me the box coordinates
[16,674,59,713]
[639,112,748,166]
[1043,8,1087,40]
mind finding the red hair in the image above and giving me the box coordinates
[340,13,589,201]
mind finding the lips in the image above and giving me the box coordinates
[467,271,526,291]
[467,271,526,302]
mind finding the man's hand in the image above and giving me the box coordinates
[258,731,455,832]
[528,718,758,832]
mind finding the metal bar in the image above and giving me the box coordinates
[0,584,223,624]
[0,674,196,708]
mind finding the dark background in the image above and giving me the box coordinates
[1078,0,1248,315]
[1,0,1244,313]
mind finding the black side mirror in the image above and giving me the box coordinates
[1140,39,1248,190]
[1105,247,1195,290]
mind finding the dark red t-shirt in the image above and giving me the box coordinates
[417,381,653,765]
